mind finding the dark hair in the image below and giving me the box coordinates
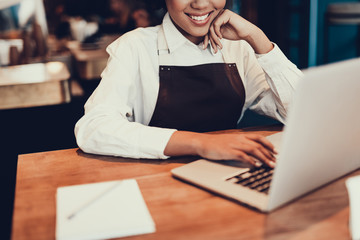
[152,0,166,10]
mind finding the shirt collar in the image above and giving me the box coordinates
[162,13,188,53]
[162,12,219,56]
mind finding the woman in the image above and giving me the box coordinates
[75,0,303,167]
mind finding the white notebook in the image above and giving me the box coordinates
[56,179,155,240]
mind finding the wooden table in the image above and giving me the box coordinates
[69,46,108,80]
[67,36,118,80]
[11,125,356,240]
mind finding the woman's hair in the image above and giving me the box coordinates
[152,0,166,10]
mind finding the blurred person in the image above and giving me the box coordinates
[101,0,136,34]
[132,7,150,28]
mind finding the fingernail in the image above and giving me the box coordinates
[255,161,262,167]
[269,161,276,168]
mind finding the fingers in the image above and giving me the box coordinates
[246,134,277,154]
[231,144,274,168]
[232,135,277,168]
[209,25,222,53]
[233,151,258,166]
[231,148,272,168]
[213,21,223,40]
[210,11,225,41]
[203,34,209,50]
[245,145,276,168]
[209,35,218,53]
[203,32,219,53]
[205,9,227,53]
[196,132,277,168]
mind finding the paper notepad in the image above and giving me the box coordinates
[56,179,155,240]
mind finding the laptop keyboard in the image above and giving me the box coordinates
[225,167,274,194]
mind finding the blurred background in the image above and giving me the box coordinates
[1,0,360,238]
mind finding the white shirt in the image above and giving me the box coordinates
[75,13,303,159]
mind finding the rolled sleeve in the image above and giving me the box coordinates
[243,43,303,123]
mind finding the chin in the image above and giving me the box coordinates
[189,28,210,37]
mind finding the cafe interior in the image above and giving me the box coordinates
[2,0,360,239]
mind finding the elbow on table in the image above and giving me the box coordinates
[74,120,95,154]
[75,136,92,154]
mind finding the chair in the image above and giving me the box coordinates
[324,2,360,63]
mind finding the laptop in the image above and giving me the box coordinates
[171,58,360,212]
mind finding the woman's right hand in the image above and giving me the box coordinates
[203,9,273,55]
[164,131,277,167]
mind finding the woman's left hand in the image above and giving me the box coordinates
[203,9,273,54]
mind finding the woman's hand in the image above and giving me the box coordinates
[195,132,277,167]
[203,9,273,54]
[164,131,277,168]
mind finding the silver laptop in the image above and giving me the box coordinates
[171,58,360,212]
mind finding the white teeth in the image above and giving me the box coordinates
[189,13,209,21]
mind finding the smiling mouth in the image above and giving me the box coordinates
[186,11,213,22]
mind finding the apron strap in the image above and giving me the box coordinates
[157,24,229,65]
[157,26,172,66]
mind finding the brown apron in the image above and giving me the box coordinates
[149,27,246,132]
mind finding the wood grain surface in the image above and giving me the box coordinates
[12,125,356,240]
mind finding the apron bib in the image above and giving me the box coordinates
[149,27,245,132]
